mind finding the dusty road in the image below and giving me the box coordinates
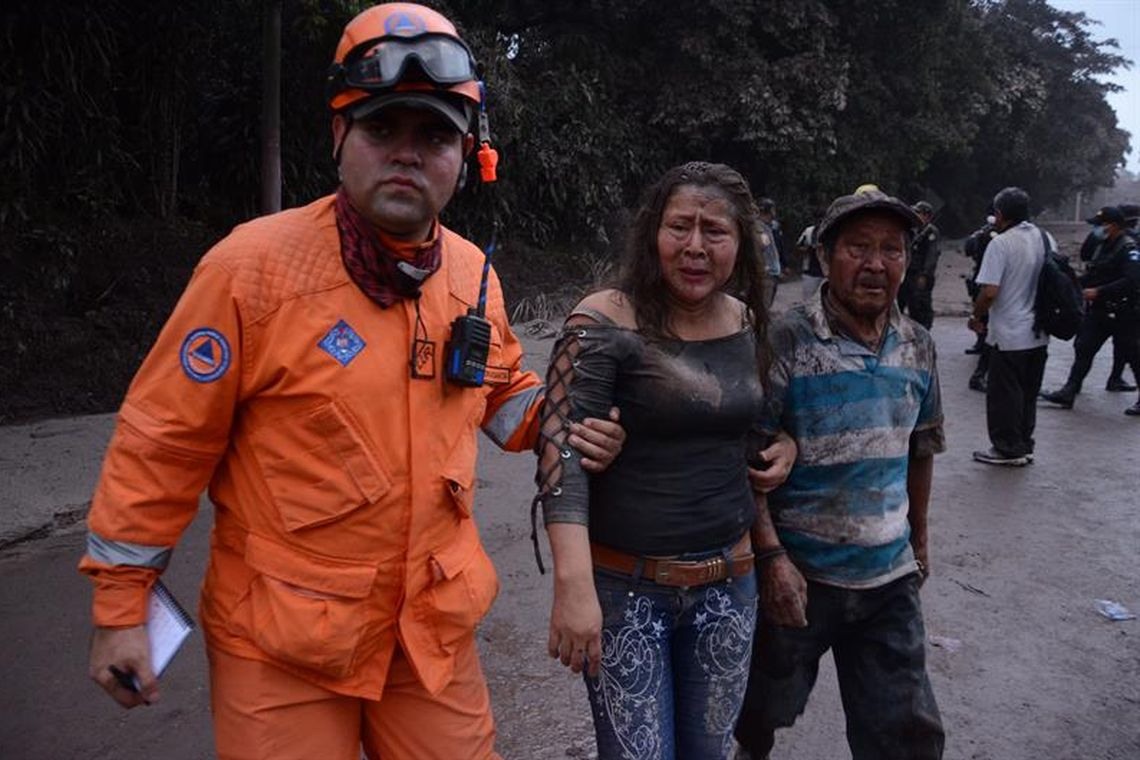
[2,241,1138,759]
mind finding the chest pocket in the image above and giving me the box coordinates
[250,399,391,532]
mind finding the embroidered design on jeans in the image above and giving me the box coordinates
[694,586,757,757]
[591,596,665,760]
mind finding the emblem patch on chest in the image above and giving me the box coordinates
[180,327,231,383]
[319,320,366,366]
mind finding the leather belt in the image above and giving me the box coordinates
[590,534,753,588]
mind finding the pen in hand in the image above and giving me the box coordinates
[109,665,141,694]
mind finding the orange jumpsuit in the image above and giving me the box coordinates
[79,196,542,756]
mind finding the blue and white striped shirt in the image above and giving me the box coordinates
[762,290,944,589]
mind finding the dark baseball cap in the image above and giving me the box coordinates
[1120,203,1140,222]
[817,189,921,246]
[1085,205,1126,226]
[350,91,473,134]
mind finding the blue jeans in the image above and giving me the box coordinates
[585,558,758,760]
[735,574,944,760]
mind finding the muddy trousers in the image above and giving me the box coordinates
[208,636,499,760]
[735,574,943,760]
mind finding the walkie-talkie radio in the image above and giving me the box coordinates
[445,240,495,387]
[445,85,499,388]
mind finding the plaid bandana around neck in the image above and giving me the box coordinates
[334,188,442,308]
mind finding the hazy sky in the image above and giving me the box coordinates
[1049,0,1140,172]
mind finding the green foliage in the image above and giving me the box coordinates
[442,0,1130,243]
[919,0,1130,229]
[0,0,1132,421]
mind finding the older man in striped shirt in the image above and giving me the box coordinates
[736,189,945,760]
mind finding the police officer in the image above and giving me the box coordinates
[1078,203,1140,392]
[963,214,998,389]
[1123,203,1140,239]
[1107,203,1140,393]
[1121,204,1140,414]
[1041,205,1140,409]
[897,200,940,329]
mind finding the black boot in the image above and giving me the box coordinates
[1040,385,1076,408]
[1106,355,1130,391]
[1106,377,1138,392]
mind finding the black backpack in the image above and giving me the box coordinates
[1032,227,1083,340]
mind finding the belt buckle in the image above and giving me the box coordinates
[654,556,727,586]
[704,556,725,583]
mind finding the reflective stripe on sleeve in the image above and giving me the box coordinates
[85,531,172,569]
[483,386,542,448]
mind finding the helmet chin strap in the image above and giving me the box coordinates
[333,113,355,167]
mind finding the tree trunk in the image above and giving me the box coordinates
[260,0,282,215]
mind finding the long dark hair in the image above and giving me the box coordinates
[617,161,772,382]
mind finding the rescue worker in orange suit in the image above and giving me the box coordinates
[79,5,626,759]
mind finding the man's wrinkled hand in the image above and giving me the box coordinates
[760,555,808,628]
[574,406,625,473]
[748,432,797,494]
[912,539,931,587]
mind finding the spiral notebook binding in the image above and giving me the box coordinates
[153,579,196,630]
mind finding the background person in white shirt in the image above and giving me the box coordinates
[967,186,1048,466]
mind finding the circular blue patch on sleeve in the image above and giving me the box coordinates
[180,328,231,383]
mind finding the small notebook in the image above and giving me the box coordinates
[148,579,195,675]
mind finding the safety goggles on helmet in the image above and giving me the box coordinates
[339,33,476,92]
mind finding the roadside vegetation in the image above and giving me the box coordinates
[0,0,1130,421]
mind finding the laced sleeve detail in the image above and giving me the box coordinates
[529,321,624,572]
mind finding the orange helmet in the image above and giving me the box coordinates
[327,3,481,123]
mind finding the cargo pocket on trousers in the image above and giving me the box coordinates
[422,528,499,654]
[242,534,378,679]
